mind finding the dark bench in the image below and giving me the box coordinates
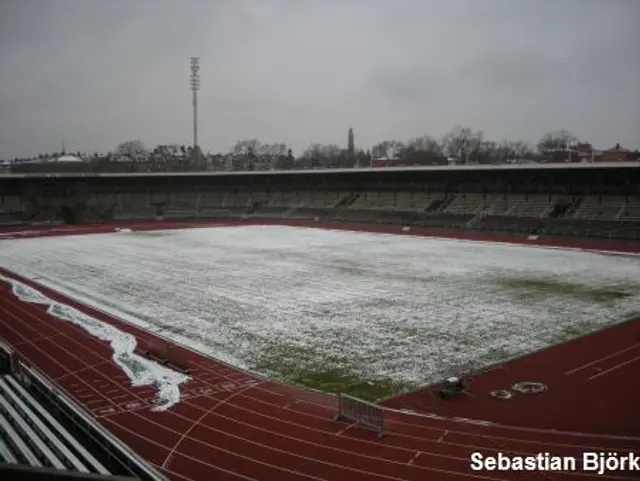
[142,339,190,374]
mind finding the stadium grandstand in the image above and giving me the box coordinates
[1,161,639,242]
[1,161,640,481]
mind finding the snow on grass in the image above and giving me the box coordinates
[1,225,640,401]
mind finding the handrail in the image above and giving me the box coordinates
[0,413,41,466]
[1,376,105,474]
[0,395,66,469]
[4,376,107,474]
[22,365,169,481]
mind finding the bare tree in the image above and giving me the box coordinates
[116,140,147,161]
[300,143,343,168]
[473,141,498,164]
[257,143,288,170]
[536,130,576,154]
[405,135,442,155]
[504,140,534,162]
[371,140,405,159]
[232,139,261,157]
[442,126,483,163]
[230,139,262,170]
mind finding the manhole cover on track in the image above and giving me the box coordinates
[512,381,547,394]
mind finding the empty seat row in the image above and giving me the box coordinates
[445,193,493,215]
[0,196,23,213]
[574,196,626,221]
[617,197,640,222]
[0,375,109,474]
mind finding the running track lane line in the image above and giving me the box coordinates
[1,273,292,399]
[0,300,262,480]
[0,307,131,411]
[148,404,473,473]
[3,296,281,429]
[0,302,155,414]
[109,386,616,481]
[2,278,637,452]
[105,415,510,481]
[3,293,474,479]
[19,273,634,444]
[2,280,637,457]
[102,420,262,481]
[1,291,536,480]
[102,355,635,463]
[0,298,190,417]
[281,395,640,449]
[2,276,636,456]
[161,381,267,469]
[176,391,590,461]
[5,270,630,445]
[588,354,640,380]
[564,342,640,375]
[0,284,632,478]
[119,387,475,475]
[0,275,623,447]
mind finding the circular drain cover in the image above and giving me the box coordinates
[512,381,547,394]
[490,390,513,400]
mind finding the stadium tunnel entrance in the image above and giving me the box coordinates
[57,205,76,224]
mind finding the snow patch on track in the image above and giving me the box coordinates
[0,273,190,412]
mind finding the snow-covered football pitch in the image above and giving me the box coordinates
[2,225,640,400]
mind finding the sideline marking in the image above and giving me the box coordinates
[408,451,422,465]
[160,381,264,469]
[565,342,640,375]
[588,354,640,380]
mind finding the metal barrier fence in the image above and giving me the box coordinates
[334,393,385,437]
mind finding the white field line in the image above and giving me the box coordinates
[588,354,640,381]
[564,342,640,375]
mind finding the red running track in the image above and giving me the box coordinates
[1,222,640,480]
[380,316,640,436]
[2,217,640,254]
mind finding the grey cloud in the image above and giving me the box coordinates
[0,0,638,159]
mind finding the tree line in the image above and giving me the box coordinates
[6,126,634,174]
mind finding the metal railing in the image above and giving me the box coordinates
[334,393,385,437]
[20,365,169,481]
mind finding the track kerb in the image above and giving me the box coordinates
[334,393,385,438]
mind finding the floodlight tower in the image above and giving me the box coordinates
[190,57,200,150]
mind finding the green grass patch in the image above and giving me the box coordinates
[251,342,411,402]
[559,325,589,338]
[495,277,634,303]
[554,321,604,342]
[484,346,515,363]
[621,310,640,321]
[221,276,639,403]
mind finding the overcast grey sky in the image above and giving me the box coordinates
[0,0,638,159]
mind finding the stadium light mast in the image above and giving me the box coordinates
[190,57,200,150]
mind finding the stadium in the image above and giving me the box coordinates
[1,162,639,481]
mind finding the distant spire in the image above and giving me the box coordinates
[61,139,66,155]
